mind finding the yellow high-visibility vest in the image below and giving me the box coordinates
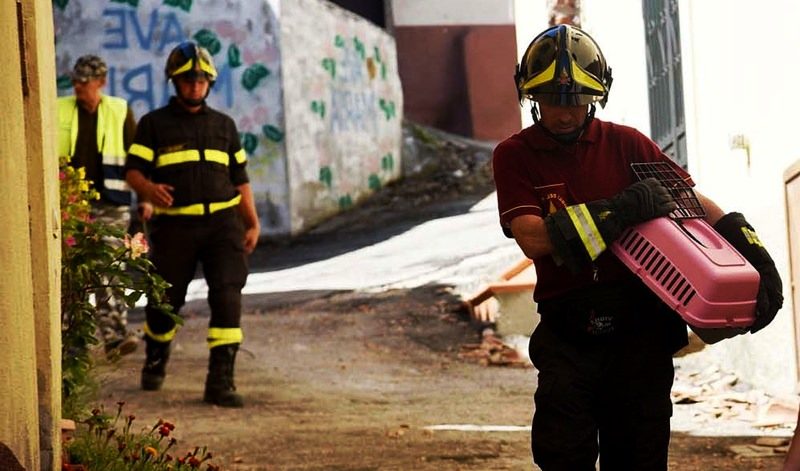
[57,95,131,205]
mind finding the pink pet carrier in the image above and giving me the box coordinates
[610,163,759,343]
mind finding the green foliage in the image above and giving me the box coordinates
[408,122,444,149]
[66,402,220,470]
[59,156,179,417]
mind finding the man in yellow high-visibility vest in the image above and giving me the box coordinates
[57,55,139,357]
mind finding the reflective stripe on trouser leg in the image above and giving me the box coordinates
[143,322,178,343]
[201,209,247,344]
[208,327,243,349]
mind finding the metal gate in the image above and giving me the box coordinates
[642,0,687,169]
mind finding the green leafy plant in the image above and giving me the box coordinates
[66,402,220,470]
[59,155,180,418]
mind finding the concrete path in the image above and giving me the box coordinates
[186,192,521,302]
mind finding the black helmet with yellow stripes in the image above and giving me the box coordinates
[164,41,218,85]
[515,24,613,108]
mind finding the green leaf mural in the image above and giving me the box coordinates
[111,0,139,7]
[227,44,242,68]
[368,174,381,190]
[353,37,365,60]
[381,153,395,171]
[193,29,221,55]
[334,35,345,48]
[373,46,382,63]
[311,100,326,119]
[262,124,284,143]
[57,74,73,90]
[319,166,332,188]
[321,58,336,79]
[379,99,396,120]
[241,64,271,91]
[338,194,353,210]
[239,132,258,155]
[53,0,69,10]
[163,0,192,12]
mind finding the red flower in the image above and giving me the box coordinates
[159,425,172,437]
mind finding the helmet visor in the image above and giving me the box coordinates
[528,92,603,106]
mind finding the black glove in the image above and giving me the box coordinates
[545,178,677,273]
[713,212,783,333]
[607,177,678,228]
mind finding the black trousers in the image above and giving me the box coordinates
[529,284,685,471]
[529,280,687,471]
[145,208,247,335]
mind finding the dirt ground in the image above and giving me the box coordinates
[95,283,787,471]
[91,124,790,470]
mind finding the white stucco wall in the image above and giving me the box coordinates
[513,1,652,131]
[281,0,403,234]
[583,0,800,395]
[53,0,289,234]
[513,0,550,129]
[53,0,403,237]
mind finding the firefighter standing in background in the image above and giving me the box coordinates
[57,54,140,357]
[493,24,783,469]
[125,41,260,408]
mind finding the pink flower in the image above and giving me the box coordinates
[65,236,76,247]
[59,171,66,181]
[124,232,149,259]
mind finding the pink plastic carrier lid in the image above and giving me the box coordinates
[610,163,758,330]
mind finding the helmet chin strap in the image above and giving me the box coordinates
[531,103,596,144]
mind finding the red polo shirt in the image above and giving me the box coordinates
[493,118,693,301]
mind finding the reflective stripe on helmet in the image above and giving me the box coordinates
[198,58,217,78]
[571,61,606,93]
[170,58,195,77]
[522,60,556,93]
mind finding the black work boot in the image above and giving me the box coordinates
[141,337,171,391]
[203,344,244,408]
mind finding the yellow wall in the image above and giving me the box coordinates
[23,0,62,467]
[0,0,61,469]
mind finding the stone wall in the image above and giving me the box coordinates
[281,0,402,233]
[53,0,402,236]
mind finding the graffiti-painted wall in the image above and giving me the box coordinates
[53,0,402,236]
[280,0,402,234]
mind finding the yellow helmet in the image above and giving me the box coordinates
[515,24,613,107]
[164,41,217,84]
